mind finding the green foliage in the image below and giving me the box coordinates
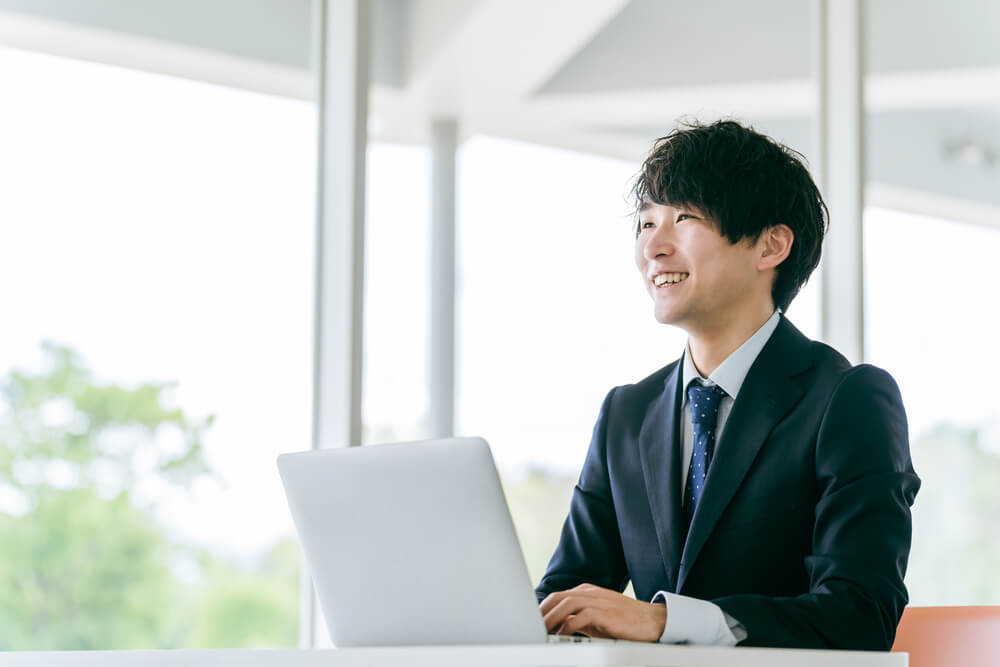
[5,341,996,649]
[0,343,298,649]
[0,487,172,649]
[0,342,212,501]
[500,467,577,588]
[499,467,630,599]
[184,539,300,648]
[907,423,1000,604]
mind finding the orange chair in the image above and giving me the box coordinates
[892,606,1000,667]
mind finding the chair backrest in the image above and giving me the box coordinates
[892,606,1000,667]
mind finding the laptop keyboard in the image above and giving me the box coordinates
[547,634,617,643]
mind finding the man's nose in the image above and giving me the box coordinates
[643,223,675,261]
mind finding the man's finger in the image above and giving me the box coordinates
[554,613,574,636]
[539,586,599,616]
[542,594,611,633]
[543,595,585,633]
[558,608,599,636]
[539,591,563,616]
[543,595,595,632]
[539,584,617,627]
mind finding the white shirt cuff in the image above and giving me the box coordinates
[650,591,743,646]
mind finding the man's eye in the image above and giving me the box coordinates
[676,214,691,223]
[640,221,655,229]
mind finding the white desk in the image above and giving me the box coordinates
[0,645,908,667]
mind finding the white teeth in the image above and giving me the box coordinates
[653,272,689,286]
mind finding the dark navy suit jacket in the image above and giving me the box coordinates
[535,316,920,649]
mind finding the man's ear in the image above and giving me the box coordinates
[758,224,794,271]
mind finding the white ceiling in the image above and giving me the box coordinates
[1,0,998,220]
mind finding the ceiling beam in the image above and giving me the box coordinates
[399,0,628,115]
[461,121,650,164]
[516,79,814,128]
[868,183,1000,231]
[868,66,1000,111]
[0,9,312,99]
[422,65,1000,135]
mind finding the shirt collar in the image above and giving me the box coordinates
[681,310,782,402]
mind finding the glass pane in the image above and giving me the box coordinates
[784,267,820,341]
[865,207,1000,604]
[864,0,1000,606]
[456,136,686,587]
[363,143,432,445]
[0,46,314,648]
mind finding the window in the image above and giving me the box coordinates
[865,206,1000,604]
[456,136,684,586]
[453,136,822,586]
[0,46,314,648]
[363,143,432,446]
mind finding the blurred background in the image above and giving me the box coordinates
[1,0,998,650]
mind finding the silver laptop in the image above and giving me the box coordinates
[277,437,622,647]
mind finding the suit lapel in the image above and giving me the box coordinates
[637,362,685,592]
[676,318,813,592]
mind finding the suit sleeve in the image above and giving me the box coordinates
[535,388,629,603]
[712,364,921,649]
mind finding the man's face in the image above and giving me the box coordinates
[633,201,766,333]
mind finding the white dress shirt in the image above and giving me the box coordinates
[651,310,782,646]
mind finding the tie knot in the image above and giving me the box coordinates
[687,383,727,426]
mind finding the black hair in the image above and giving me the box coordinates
[630,119,828,311]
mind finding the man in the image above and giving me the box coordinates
[535,120,919,649]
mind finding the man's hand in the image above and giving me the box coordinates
[539,583,667,642]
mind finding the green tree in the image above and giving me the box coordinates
[500,467,577,588]
[185,538,300,648]
[0,343,212,649]
[501,467,633,598]
[0,488,173,648]
[906,423,1000,604]
[0,343,298,649]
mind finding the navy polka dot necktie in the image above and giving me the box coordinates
[685,382,727,523]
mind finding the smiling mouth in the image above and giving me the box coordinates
[652,272,690,287]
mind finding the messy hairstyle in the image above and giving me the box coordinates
[630,119,828,311]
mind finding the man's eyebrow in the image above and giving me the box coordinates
[638,200,701,216]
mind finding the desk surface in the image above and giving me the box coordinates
[0,645,907,667]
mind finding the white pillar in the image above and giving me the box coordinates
[814,0,865,363]
[428,119,458,438]
[303,0,370,648]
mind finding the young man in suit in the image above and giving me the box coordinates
[536,120,920,649]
